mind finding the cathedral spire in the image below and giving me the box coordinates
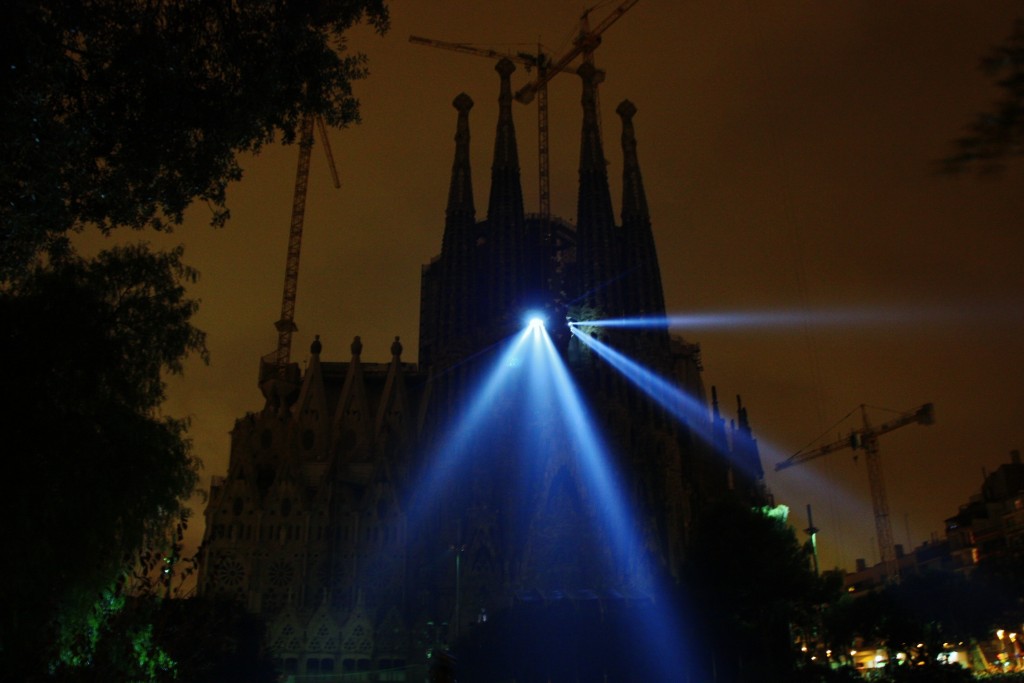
[437,93,478,356]
[711,385,728,454]
[486,58,526,329]
[575,62,620,318]
[445,93,475,230]
[618,100,649,226]
[487,58,524,223]
[733,394,765,484]
[617,100,667,346]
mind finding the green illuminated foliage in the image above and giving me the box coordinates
[1,2,390,677]
[51,591,274,683]
[0,245,205,678]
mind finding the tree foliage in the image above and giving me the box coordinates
[2,1,389,676]
[50,593,277,683]
[1,0,389,277]
[944,16,1024,173]
[683,500,835,683]
[0,245,207,678]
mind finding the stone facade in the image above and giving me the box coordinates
[198,60,765,680]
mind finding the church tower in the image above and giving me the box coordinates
[199,59,766,681]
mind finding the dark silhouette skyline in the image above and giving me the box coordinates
[79,1,1024,573]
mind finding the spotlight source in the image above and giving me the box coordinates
[524,311,546,330]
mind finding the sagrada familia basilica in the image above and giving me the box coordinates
[197,59,765,681]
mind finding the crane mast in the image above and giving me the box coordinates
[408,36,565,225]
[410,0,640,232]
[271,113,340,379]
[513,0,640,105]
[775,402,935,583]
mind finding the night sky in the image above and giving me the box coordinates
[82,2,1024,573]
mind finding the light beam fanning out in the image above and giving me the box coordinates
[526,321,690,679]
[570,327,759,481]
[396,318,691,678]
[573,305,1015,331]
[569,325,868,520]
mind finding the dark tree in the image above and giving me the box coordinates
[0,246,207,678]
[1,2,388,677]
[822,568,1018,681]
[944,16,1024,172]
[683,500,832,683]
[1,0,389,277]
[50,595,277,683]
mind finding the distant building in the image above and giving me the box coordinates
[945,449,1024,574]
[197,60,765,680]
[844,449,1024,594]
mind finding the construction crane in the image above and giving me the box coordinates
[775,403,935,583]
[410,0,639,228]
[408,35,570,225]
[513,0,640,106]
[271,113,341,379]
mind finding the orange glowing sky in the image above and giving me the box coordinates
[82,1,1024,573]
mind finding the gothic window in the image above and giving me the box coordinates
[343,624,372,654]
[267,560,294,587]
[233,497,243,516]
[321,659,335,673]
[308,622,332,651]
[261,429,273,449]
[281,498,292,517]
[302,429,315,450]
[216,557,243,585]
[211,555,246,595]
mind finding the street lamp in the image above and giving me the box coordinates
[450,539,466,642]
